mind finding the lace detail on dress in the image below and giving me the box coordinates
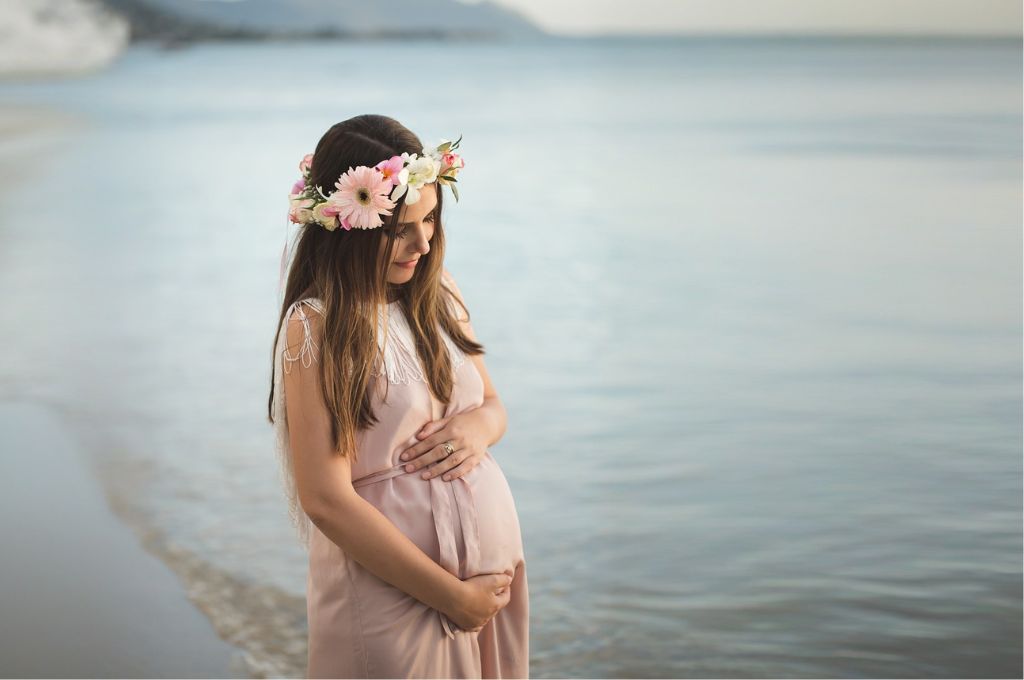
[374,305,467,385]
[282,299,322,373]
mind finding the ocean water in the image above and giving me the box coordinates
[0,36,1020,678]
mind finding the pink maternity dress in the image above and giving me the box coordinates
[271,272,529,679]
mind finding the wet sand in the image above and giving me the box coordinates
[0,401,244,677]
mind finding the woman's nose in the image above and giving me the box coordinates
[412,234,430,255]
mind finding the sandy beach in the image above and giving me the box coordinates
[0,401,244,677]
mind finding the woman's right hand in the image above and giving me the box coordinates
[447,569,515,632]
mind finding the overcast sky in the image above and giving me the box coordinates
[477,0,1022,36]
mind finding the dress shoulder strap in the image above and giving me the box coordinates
[281,297,324,372]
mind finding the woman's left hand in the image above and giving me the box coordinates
[399,412,488,482]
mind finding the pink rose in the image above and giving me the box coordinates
[442,152,464,175]
[288,196,314,224]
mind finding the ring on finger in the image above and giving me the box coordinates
[423,444,456,479]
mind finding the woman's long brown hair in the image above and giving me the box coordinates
[267,114,483,463]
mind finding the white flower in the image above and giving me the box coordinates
[389,155,441,205]
[423,143,445,162]
[395,166,409,186]
[391,180,426,205]
[406,155,440,185]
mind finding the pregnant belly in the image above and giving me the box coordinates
[351,451,524,639]
[455,451,525,575]
[352,450,524,579]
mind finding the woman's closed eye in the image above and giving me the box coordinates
[397,213,435,239]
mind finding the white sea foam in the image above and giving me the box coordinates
[0,0,128,78]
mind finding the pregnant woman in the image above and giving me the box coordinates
[268,114,529,678]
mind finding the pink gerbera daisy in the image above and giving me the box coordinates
[329,166,396,229]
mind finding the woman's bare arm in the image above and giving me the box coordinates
[282,306,464,616]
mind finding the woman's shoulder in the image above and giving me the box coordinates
[440,267,459,292]
[289,295,325,316]
[282,297,325,370]
[440,267,469,323]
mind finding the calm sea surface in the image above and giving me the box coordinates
[0,37,1020,678]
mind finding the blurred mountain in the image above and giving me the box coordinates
[0,0,129,78]
[0,0,546,79]
[98,0,546,44]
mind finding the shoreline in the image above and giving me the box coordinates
[0,103,252,675]
[0,400,245,677]
[0,103,248,677]
[0,100,309,679]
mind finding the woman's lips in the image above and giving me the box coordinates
[395,259,418,269]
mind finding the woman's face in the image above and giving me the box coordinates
[382,183,437,284]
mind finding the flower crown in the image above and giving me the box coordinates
[288,135,464,232]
